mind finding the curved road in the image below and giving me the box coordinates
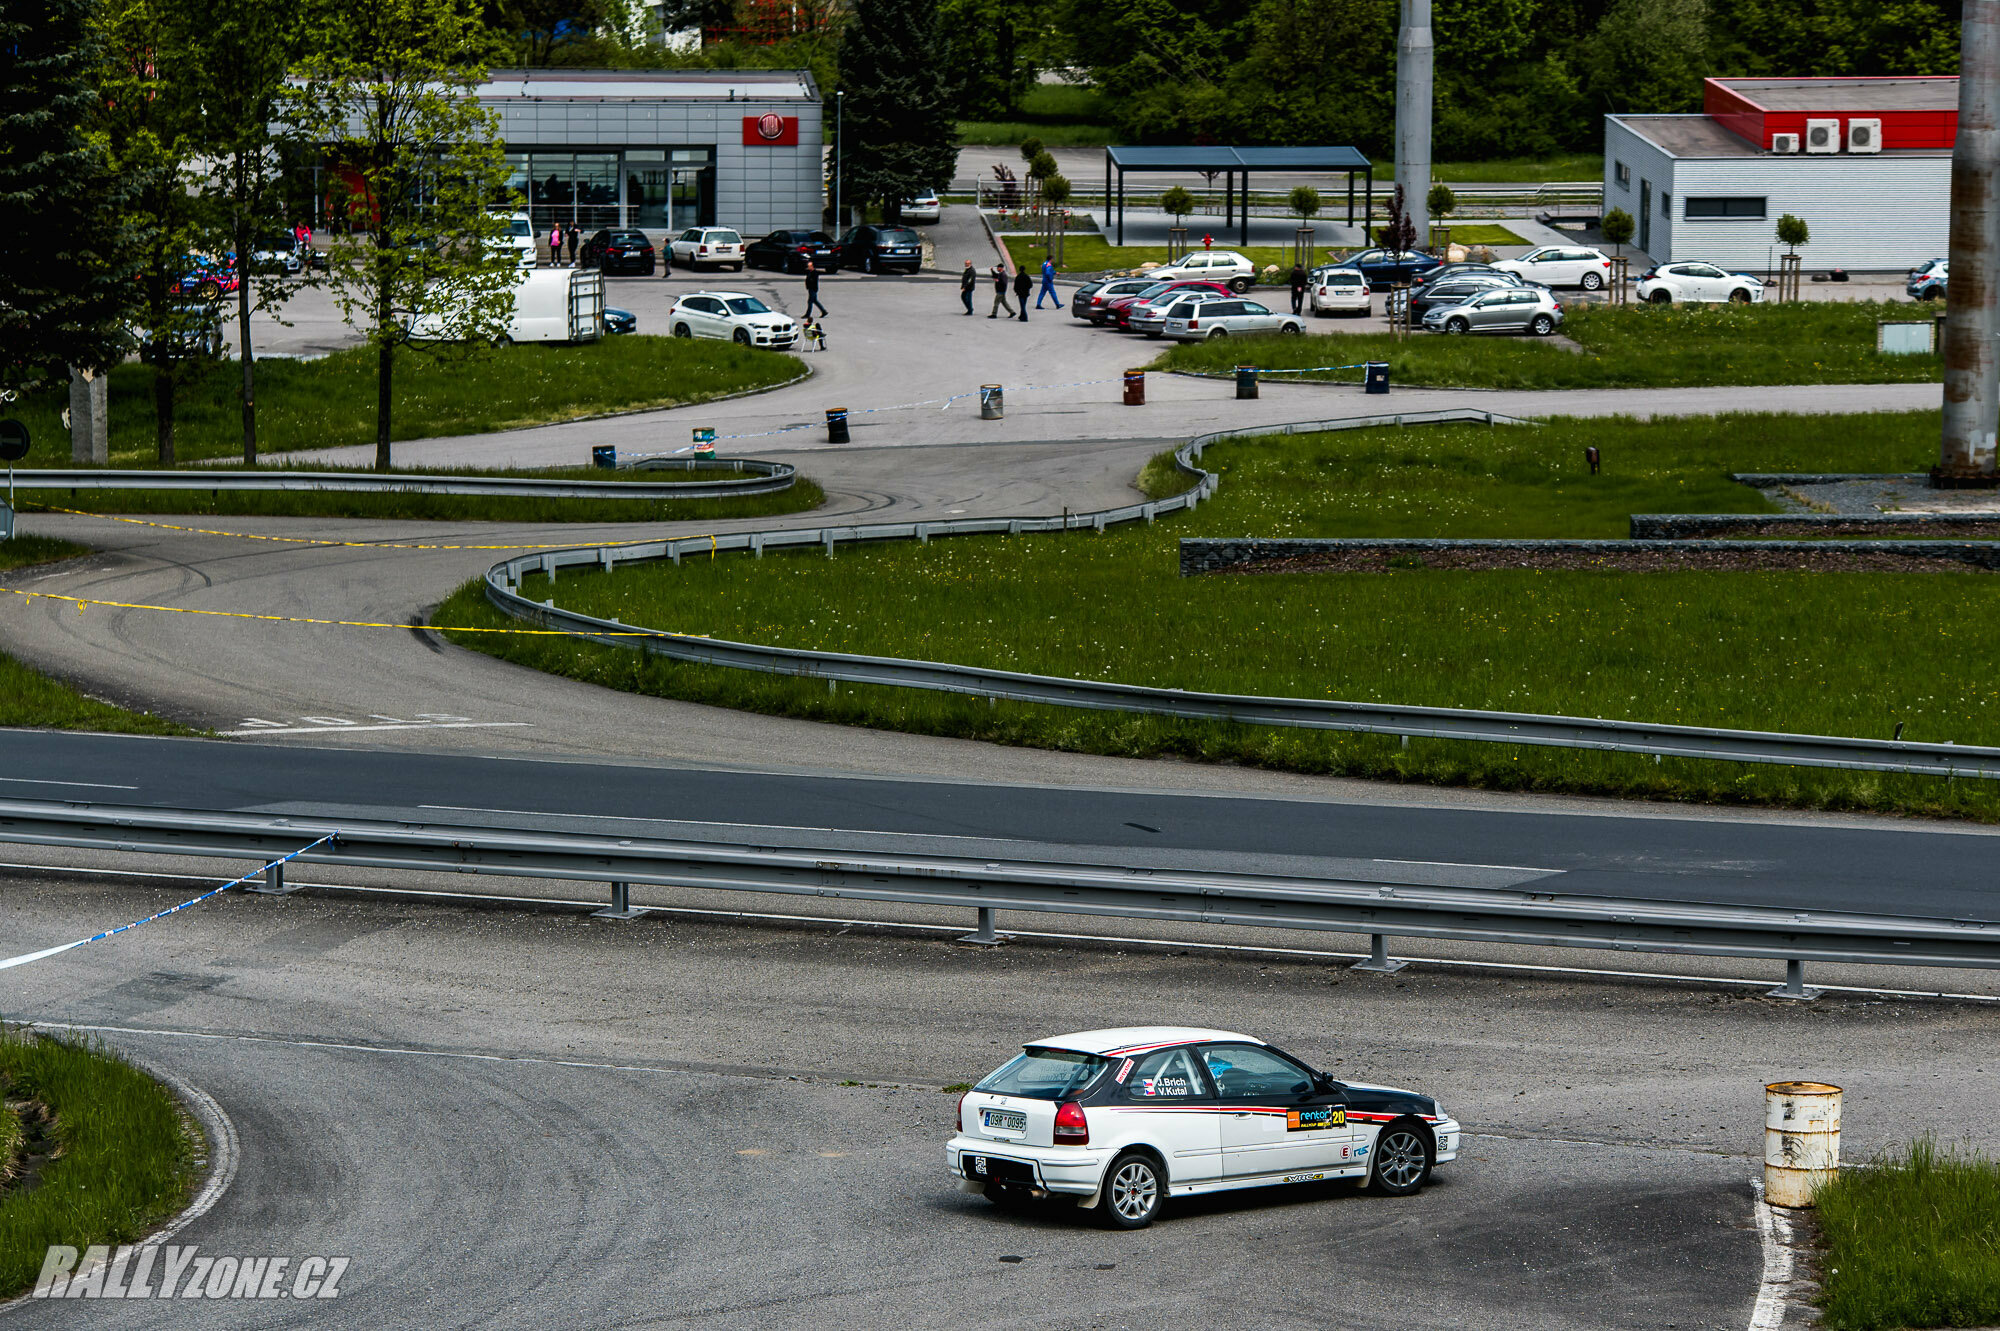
[0,204,1976,1327]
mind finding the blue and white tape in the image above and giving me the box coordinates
[0,834,337,971]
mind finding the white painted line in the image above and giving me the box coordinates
[220,721,531,737]
[1748,1177,1796,1330]
[0,776,141,790]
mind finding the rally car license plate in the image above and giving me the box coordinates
[983,1108,1026,1132]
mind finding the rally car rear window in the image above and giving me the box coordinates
[977,1047,1108,1099]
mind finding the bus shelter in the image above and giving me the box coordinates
[1102,145,1374,247]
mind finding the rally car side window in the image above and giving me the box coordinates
[1118,1047,1209,1100]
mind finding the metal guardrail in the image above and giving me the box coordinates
[10,458,795,501]
[478,408,2000,783]
[1,799,1994,976]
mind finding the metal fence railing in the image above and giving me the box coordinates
[8,459,796,502]
[477,408,2000,784]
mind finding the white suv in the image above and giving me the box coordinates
[902,192,942,223]
[667,290,797,347]
[1309,267,1371,316]
[949,1027,1459,1229]
[1145,250,1256,292]
[669,227,745,271]
[1491,245,1614,290]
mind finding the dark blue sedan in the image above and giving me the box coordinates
[1330,247,1444,286]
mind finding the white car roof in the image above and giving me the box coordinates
[683,290,753,300]
[1032,1026,1262,1056]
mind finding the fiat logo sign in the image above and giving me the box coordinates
[756,113,784,141]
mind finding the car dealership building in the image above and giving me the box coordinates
[477,68,824,238]
[1604,76,1956,270]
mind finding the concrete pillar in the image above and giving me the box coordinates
[1395,0,1434,247]
[69,367,107,465]
[1938,0,2000,483]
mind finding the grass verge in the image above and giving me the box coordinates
[1374,154,1605,183]
[8,338,805,467]
[0,1028,202,1297]
[1009,232,1527,278]
[1153,299,1942,389]
[0,538,204,735]
[436,410,2000,819]
[1814,1138,2000,1329]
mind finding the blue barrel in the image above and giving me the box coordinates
[591,445,616,468]
[1364,362,1390,394]
[1235,365,1258,400]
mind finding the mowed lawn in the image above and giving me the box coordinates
[1155,299,1943,389]
[438,410,2000,817]
[7,337,805,467]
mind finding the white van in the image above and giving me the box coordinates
[409,269,604,345]
[497,211,537,268]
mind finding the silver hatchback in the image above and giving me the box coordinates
[1421,287,1564,336]
[1161,297,1303,341]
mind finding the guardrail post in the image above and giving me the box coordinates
[593,880,645,920]
[752,534,764,558]
[246,861,299,896]
[1767,959,1822,1001]
[543,553,555,583]
[1143,504,1155,524]
[601,548,614,572]
[959,906,1001,945]
[669,543,681,565]
[1350,934,1407,974]
[824,531,835,558]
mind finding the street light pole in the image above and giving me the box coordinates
[1938,0,2000,485]
[835,90,844,233]
[1395,0,1434,248]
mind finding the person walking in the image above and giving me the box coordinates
[1289,262,1308,316]
[1035,254,1059,309]
[960,260,977,315]
[565,226,579,266]
[1012,264,1032,322]
[803,260,828,319]
[988,263,1014,319]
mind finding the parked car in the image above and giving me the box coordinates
[494,211,537,268]
[1161,296,1303,341]
[1908,258,1948,300]
[169,255,239,300]
[948,1026,1459,1228]
[746,229,841,274]
[1308,267,1370,317]
[579,228,657,276]
[135,300,226,363]
[669,227,745,271]
[1491,245,1614,290]
[1397,272,1526,322]
[837,224,924,274]
[1073,277,1162,324]
[1142,250,1257,293]
[902,192,943,223]
[667,290,798,348]
[1412,261,1504,287]
[1422,286,1564,335]
[1636,262,1763,305]
[1127,287,1232,337]
[1104,280,1231,330]
[1331,247,1444,287]
[601,306,636,335]
[248,236,303,276]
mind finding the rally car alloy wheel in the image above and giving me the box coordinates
[1101,1152,1163,1229]
[1369,1121,1432,1196]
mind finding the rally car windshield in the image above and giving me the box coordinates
[977,1047,1108,1100]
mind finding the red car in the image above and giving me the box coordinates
[1104,279,1232,331]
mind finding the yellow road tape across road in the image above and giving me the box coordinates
[32,506,639,552]
[0,586,674,638]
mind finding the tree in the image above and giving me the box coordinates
[1289,186,1321,220]
[837,0,957,221]
[169,0,306,465]
[292,0,519,469]
[0,0,135,398]
[1776,213,1810,253]
[1019,136,1044,163]
[1379,184,1418,255]
[1040,171,1071,260]
[1601,207,1635,256]
[1585,0,1710,115]
[1426,183,1455,221]
[1160,186,1196,225]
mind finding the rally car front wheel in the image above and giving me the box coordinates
[1368,1120,1432,1196]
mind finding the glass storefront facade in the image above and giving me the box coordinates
[504,148,717,232]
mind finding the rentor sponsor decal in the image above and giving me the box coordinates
[1287,1105,1345,1131]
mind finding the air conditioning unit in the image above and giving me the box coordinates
[1805,118,1841,153]
[1770,133,1800,154]
[1847,118,1882,153]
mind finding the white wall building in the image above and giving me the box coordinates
[1603,77,1956,272]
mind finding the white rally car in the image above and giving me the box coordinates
[947,1026,1459,1228]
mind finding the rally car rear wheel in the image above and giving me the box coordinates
[1368,1120,1432,1196]
[1100,1152,1163,1229]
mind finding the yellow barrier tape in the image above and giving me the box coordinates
[32,507,675,553]
[1,586,682,638]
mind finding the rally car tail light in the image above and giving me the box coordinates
[1054,1101,1088,1144]
[956,1092,968,1133]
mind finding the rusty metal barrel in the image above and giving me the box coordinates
[1764,1080,1842,1207]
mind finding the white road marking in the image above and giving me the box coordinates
[0,776,140,790]
[220,721,530,737]
[1748,1177,1800,1330]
